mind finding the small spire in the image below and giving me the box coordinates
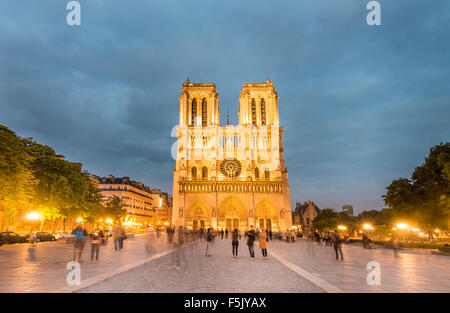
[266,77,271,84]
[184,76,190,85]
[227,110,230,125]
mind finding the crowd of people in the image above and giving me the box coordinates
[68,223,350,265]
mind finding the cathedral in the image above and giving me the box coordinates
[171,78,292,231]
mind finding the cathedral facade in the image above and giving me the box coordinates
[171,78,292,231]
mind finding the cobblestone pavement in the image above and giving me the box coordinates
[0,233,171,292]
[78,238,323,293]
[78,238,450,293]
[1,235,449,293]
[267,239,450,292]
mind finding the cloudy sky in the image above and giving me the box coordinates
[1,1,449,214]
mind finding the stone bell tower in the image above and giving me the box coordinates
[179,78,219,127]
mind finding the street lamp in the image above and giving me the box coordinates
[363,224,374,230]
[337,225,347,231]
[76,217,83,223]
[396,222,408,230]
[26,212,42,240]
[106,218,112,224]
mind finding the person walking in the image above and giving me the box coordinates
[225,228,229,239]
[231,228,239,258]
[332,231,344,260]
[220,229,224,239]
[238,230,242,240]
[113,224,125,251]
[246,226,256,259]
[205,228,213,257]
[259,228,268,259]
[90,232,101,261]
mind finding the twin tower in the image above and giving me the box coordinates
[172,78,292,232]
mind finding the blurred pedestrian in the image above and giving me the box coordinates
[332,231,344,260]
[225,228,229,239]
[90,232,101,261]
[112,224,125,251]
[205,228,213,257]
[72,226,87,261]
[231,228,239,258]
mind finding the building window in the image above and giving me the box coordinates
[264,169,270,180]
[191,167,197,179]
[261,98,266,125]
[202,98,207,126]
[191,98,197,125]
[202,166,208,179]
[255,167,259,179]
[251,98,256,125]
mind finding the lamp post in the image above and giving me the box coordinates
[26,212,42,245]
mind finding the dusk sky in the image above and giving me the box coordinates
[1,0,449,214]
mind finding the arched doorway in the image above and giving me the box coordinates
[218,195,248,231]
[185,200,211,230]
[255,199,279,231]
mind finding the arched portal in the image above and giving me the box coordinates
[185,199,211,230]
[254,199,279,231]
[218,195,248,231]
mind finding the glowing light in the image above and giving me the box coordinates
[76,217,83,223]
[396,223,408,230]
[363,224,374,230]
[164,222,170,226]
[392,227,397,231]
[337,225,347,230]
[26,212,42,221]
[159,199,162,207]
[411,228,420,232]
[106,218,112,224]
[419,232,425,237]
[99,219,103,223]
[435,229,440,233]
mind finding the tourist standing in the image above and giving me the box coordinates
[332,231,344,260]
[113,224,125,251]
[259,228,268,259]
[246,226,256,259]
[225,228,229,239]
[231,228,239,258]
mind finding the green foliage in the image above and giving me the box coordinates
[0,126,36,229]
[383,143,450,232]
[312,209,339,231]
[102,196,127,223]
[0,124,105,229]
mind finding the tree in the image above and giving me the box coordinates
[0,125,36,230]
[383,143,450,234]
[103,196,126,223]
[312,209,339,232]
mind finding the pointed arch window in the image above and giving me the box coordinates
[202,98,207,126]
[264,169,270,180]
[255,167,260,180]
[191,99,197,126]
[191,167,197,180]
[202,166,208,179]
[261,98,266,125]
[251,98,256,125]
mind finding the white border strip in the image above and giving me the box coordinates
[270,251,344,293]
